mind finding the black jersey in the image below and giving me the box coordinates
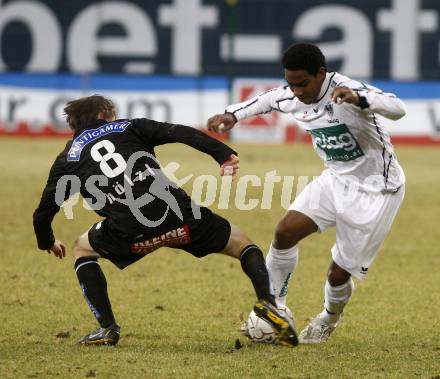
[33,118,237,250]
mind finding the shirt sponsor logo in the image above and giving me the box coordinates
[328,118,340,123]
[67,121,130,162]
[130,225,191,254]
[310,123,364,161]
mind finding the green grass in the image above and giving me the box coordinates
[0,137,439,378]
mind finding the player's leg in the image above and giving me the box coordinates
[300,186,405,344]
[299,261,354,344]
[322,261,354,321]
[322,187,405,328]
[221,224,274,304]
[267,210,318,306]
[324,260,354,321]
[268,172,336,307]
[221,224,299,346]
[73,229,120,346]
[321,261,353,324]
[182,210,298,346]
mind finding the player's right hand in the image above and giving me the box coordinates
[207,113,237,133]
[331,86,359,106]
[47,240,66,260]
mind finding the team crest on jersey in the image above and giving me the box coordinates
[67,121,131,162]
[325,102,334,117]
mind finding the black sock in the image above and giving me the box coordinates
[74,257,116,328]
[240,245,276,306]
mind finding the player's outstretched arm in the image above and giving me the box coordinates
[207,112,237,133]
[332,85,406,121]
[215,85,288,126]
[135,119,238,168]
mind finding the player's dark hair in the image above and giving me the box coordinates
[64,95,116,131]
[282,43,326,76]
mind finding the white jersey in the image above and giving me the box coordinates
[226,72,406,193]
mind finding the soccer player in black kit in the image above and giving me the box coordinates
[33,95,298,347]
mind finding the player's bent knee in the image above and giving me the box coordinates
[274,211,318,248]
[327,262,351,286]
[224,239,253,259]
[72,232,100,260]
[72,245,100,260]
[274,220,299,247]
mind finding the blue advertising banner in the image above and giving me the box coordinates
[0,0,439,79]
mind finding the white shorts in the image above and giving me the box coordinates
[289,170,405,279]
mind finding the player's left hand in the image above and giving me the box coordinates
[47,240,66,260]
[331,86,360,106]
[220,154,239,180]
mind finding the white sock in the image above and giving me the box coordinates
[319,278,355,325]
[266,243,298,307]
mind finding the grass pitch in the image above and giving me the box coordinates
[0,137,439,378]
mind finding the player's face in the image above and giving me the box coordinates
[284,67,326,104]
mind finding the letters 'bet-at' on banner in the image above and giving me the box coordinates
[0,74,439,145]
[0,0,439,80]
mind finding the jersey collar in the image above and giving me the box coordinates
[315,72,336,103]
[73,119,108,136]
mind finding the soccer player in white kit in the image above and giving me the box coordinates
[207,43,406,344]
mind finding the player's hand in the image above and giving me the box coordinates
[47,240,66,260]
[220,154,239,180]
[331,86,360,106]
[207,113,237,133]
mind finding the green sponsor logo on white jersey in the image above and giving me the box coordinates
[310,124,364,161]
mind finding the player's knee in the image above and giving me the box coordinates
[230,236,254,259]
[72,239,99,260]
[231,224,253,243]
[72,243,85,260]
[327,262,351,286]
[274,220,298,247]
[223,224,254,259]
[72,238,79,249]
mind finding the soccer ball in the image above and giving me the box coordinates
[242,306,294,344]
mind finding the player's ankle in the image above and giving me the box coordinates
[101,321,119,329]
[259,295,277,307]
[318,308,340,325]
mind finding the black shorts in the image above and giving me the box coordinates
[88,209,231,269]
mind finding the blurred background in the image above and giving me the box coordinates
[0,0,439,144]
